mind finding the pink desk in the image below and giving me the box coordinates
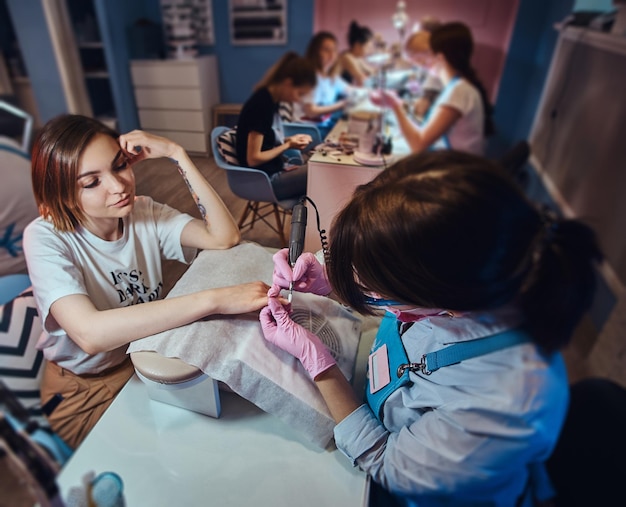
[304,121,409,253]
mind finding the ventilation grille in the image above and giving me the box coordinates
[290,308,342,360]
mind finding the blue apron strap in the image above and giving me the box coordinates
[366,315,532,423]
[410,328,532,375]
[366,312,412,422]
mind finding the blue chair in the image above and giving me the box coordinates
[211,126,301,246]
[279,101,324,149]
[0,273,32,305]
[0,98,34,153]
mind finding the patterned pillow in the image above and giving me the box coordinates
[0,287,45,416]
[279,102,294,122]
[216,129,240,166]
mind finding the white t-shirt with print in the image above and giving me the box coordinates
[23,196,195,375]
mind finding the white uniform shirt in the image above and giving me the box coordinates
[334,307,568,506]
[427,78,485,155]
[23,196,195,375]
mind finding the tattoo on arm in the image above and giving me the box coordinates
[170,158,208,223]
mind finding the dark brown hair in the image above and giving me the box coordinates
[255,51,317,90]
[327,150,601,352]
[305,31,338,74]
[430,22,495,136]
[31,114,118,232]
[347,20,373,48]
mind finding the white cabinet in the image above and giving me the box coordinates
[130,56,220,154]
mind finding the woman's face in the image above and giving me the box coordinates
[354,39,375,58]
[76,133,136,235]
[319,37,338,71]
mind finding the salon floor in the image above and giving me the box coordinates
[133,154,599,386]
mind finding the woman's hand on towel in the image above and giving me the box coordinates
[260,297,335,380]
[209,281,272,315]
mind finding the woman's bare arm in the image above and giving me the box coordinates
[50,282,271,354]
[119,131,240,250]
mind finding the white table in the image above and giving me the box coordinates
[56,374,369,506]
[304,119,410,253]
[56,306,383,507]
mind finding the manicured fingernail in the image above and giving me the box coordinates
[134,145,142,153]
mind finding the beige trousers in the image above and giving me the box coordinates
[40,358,134,449]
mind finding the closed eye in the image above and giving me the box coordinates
[112,151,131,172]
[83,177,100,189]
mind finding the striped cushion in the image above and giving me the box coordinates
[0,287,45,416]
[216,129,240,166]
[279,102,294,122]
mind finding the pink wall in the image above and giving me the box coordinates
[314,0,520,102]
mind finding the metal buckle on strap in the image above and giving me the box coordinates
[396,354,431,377]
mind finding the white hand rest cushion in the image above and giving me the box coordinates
[127,242,362,448]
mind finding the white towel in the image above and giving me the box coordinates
[127,242,362,448]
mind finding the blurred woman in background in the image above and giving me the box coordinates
[372,22,494,155]
[236,52,317,200]
[298,31,352,138]
[338,20,375,86]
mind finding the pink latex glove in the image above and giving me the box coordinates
[272,248,332,296]
[369,89,404,110]
[260,297,336,380]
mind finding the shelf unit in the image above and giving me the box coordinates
[67,0,116,129]
[130,56,220,154]
[229,0,287,45]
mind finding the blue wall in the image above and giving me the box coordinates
[6,0,67,122]
[93,0,155,132]
[199,0,315,103]
[496,0,617,331]
[493,0,574,150]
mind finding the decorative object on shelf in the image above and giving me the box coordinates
[160,0,215,58]
[192,0,215,44]
[161,0,197,59]
[229,0,287,46]
[391,0,409,42]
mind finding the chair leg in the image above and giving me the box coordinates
[237,200,290,246]
[272,204,288,246]
[238,202,254,229]
[250,202,260,231]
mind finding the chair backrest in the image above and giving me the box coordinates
[0,273,32,306]
[0,142,39,277]
[283,121,323,150]
[278,102,294,122]
[0,99,34,153]
[211,126,282,205]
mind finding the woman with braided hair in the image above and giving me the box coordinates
[260,150,600,506]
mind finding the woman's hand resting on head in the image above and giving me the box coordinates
[118,130,185,163]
